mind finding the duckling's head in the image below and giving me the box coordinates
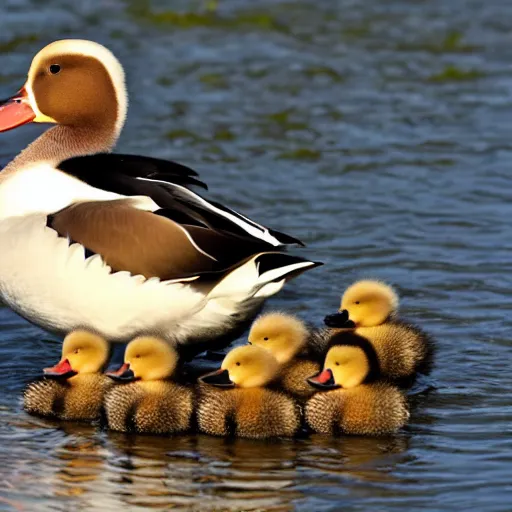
[307,345,369,390]
[340,280,398,327]
[199,345,279,389]
[248,313,308,364]
[44,331,109,378]
[107,337,178,382]
[0,40,127,139]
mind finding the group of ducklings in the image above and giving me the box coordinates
[24,280,434,438]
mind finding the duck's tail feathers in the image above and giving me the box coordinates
[206,253,322,302]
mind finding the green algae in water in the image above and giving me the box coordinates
[165,129,204,142]
[199,73,228,89]
[213,127,235,141]
[428,65,485,82]
[302,65,344,82]
[278,148,321,160]
[0,35,38,54]
[264,109,309,132]
[127,0,288,33]
[398,30,477,54]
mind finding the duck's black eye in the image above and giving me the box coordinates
[335,361,339,366]
[355,301,360,305]
[236,362,240,366]
[74,348,80,354]
[135,354,140,359]
[49,64,61,75]
[263,337,269,341]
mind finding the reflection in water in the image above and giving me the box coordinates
[2,0,512,510]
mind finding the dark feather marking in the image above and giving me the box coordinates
[225,411,237,437]
[125,401,138,434]
[52,394,66,417]
[57,154,304,247]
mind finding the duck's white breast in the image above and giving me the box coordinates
[0,163,124,218]
[0,213,209,341]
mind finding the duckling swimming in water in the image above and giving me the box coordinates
[104,336,193,435]
[324,280,434,382]
[248,312,322,399]
[305,344,409,435]
[24,331,111,421]
[197,345,300,439]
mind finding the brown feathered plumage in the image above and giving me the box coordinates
[24,331,111,421]
[104,336,193,434]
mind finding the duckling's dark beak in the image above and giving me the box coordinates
[324,309,356,329]
[307,368,340,390]
[106,362,136,382]
[44,358,77,379]
[198,368,235,388]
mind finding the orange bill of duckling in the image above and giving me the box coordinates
[24,330,111,421]
[104,336,193,435]
[324,280,434,383]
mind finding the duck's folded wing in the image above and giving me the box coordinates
[47,199,271,280]
[57,154,304,247]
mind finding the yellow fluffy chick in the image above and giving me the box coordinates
[324,280,434,381]
[197,345,300,439]
[248,312,322,399]
[104,336,193,435]
[305,345,409,435]
[24,331,111,421]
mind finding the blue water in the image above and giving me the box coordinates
[0,0,512,510]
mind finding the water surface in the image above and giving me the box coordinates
[1,0,511,510]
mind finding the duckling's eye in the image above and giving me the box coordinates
[49,64,61,75]
[236,362,240,366]
[263,337,269,341]
[335,361,340,366]
[135,354,140,359]
[74,348,80,354]
[354,301,360,305]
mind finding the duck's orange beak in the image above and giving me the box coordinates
[44,358,76,379]
[307,368,340,390]
[0,86,35,132]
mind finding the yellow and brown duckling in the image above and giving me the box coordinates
[324,280,434,382]
[104,336,193,435]
[24,330,111,421]
[248,312,322,399]
[305,344,409,435]
[197,345,300,439]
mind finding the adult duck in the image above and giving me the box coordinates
[0,40,319,352]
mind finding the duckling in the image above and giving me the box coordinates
[324,280,434,381]
[248,312,322,399]
[197,345,300,439]
[24,331,111,421]
[104,336,193,435]
[305,344,409,435]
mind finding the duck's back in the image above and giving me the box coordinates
[234,388,300,439]
[197,387,300,439]
[105,380,193,434]
[134,381,193,434]
[24,378,66,418]
[279,358,321,400]
[356,320,432,379]
[306,383,409,436]
[24,374,110,421]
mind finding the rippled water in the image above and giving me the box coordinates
[1,0,512,510]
